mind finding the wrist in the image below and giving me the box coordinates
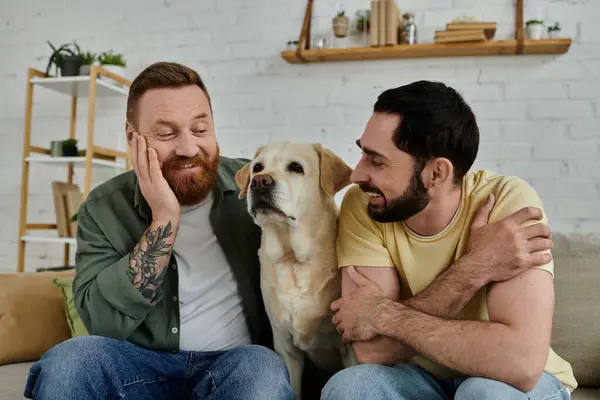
[152,213,180,228]
[373,298,402,336]
[452,255,489,288]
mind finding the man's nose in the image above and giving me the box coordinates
[350,160,367,184]
[251,174,274,190]
[175,131,199,158]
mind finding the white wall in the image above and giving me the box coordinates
[1,0,599,272]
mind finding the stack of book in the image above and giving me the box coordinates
[369,0,401,46]
[434,22,497,44]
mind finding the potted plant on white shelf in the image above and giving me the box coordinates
[547,22,561,39]
[526,19,544,39]
[98,50,127,77]
[45,41,84,77]
[333,10,350,38]
[79,51,97,75]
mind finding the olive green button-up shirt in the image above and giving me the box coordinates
[72,156,272,352]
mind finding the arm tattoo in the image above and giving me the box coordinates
[128,221,174,300]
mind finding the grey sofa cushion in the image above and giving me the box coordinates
[571,387,600,400]
[0,362,33,400]
[551,233,600,388]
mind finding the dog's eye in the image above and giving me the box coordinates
[252,163,264,173]
[287,162,304,174]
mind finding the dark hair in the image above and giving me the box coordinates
[126,61,212,127]
[373,80,479,184]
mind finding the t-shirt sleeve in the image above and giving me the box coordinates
[336,185,395,268]
[487,176,554,277]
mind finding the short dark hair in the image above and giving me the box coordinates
[126,61,212,127]
[373,80,479,184]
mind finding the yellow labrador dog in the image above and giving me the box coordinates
[235,142,357,399]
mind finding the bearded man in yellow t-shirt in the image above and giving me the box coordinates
[324,81,576,400]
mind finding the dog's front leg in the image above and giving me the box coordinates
[273,328,304,400]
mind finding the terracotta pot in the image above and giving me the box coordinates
[333,15,349,38]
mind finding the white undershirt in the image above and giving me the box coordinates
[173,193,252,351]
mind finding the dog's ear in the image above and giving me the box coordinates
[235,145,266,199]
[314,143,353,197]
[235,162,252,199]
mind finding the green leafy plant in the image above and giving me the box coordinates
[355,9,370,32]
[45,41,83,76]
[525,19,544,26]
[548,22,561,32]
[81,51,96,65]
[337,10,345,17]
[98,50,126,67]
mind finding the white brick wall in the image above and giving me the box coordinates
[1,0,599,272]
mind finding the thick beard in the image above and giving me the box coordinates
[161,147,220,207]
[362,166,431,223]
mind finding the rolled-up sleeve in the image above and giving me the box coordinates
[73,205,162,340]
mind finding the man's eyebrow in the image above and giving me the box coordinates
[152,113,209,128]
[356,139,386,159]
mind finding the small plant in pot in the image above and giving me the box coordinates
[62,139,79,156]
[98,50,126,78]
[355,9,370,33]
[333,10,350,38]
[525,20,545,40]
[79,51,97,75]
[45,41,84,77]
[547,21,561,39]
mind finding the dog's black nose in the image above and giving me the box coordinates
[251,174,274,190]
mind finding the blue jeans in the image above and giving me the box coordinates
[321,363,571,400]
[24,335,294,400]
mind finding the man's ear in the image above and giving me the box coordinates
[314,143,353,197]
[235,162,252,199]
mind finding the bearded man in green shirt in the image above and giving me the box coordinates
[24,61,293,400]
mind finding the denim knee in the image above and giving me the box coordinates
[24,336,123,399]
[322,364,391,399]
[212,345,293,399]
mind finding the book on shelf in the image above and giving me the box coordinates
[434,29,487,44]
[446,22,497,40]
[370,0,400,46]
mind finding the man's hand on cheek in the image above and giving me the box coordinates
[331,266,388,343]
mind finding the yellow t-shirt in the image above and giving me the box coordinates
[336,169,577,391]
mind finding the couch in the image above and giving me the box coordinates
[1,233,599,399]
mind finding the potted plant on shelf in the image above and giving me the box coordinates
[525,20,544,40]
[98,50,126,77]
[49,138,78,157]
[354,9,370,33]
[79,51,97,75]
[332,10,350,38]
[547,22,561,39]
[45,41,84,77]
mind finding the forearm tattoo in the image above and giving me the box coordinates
[127,221,173,300]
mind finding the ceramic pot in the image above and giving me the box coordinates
[527,23,544,39]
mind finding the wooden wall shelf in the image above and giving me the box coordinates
[283,0,572,64]
[281,38,572,64]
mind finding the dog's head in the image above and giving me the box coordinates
[235,142,352,225]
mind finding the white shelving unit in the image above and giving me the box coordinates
[17,65,132,272]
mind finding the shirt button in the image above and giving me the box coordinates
[172,327,178,334]
[172,296,178,302]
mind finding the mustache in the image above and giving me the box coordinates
[162,154,209,169]
[359,183,384,196]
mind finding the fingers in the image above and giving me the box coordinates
[527,237,553,253]
[528,252,553,267]
[347,266,370,287]
[523,223,551,239]
[508,206,544,225]
[148,148,162,181]
[331,299,341,312]
[137,134,150,182]
[471,194,495,228]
